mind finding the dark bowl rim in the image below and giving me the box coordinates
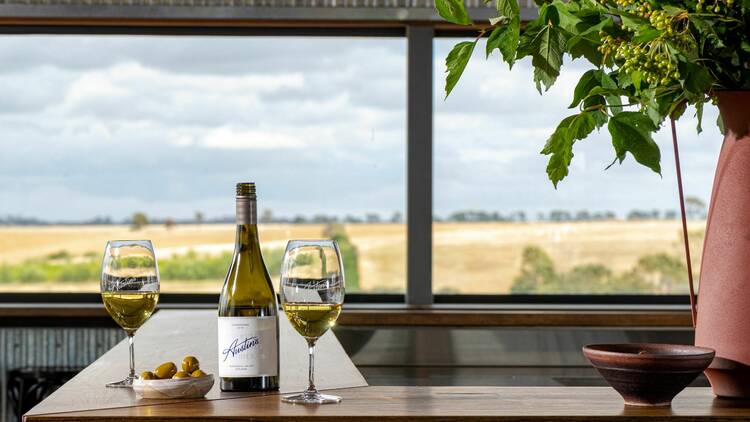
[582,343,716,360]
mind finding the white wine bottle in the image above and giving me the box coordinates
[218,182,279,391]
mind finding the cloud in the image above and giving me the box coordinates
[199,127,304,150]
[0,35,724,222]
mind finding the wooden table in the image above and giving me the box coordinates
[25,310,750,421]
[24,386,750,421]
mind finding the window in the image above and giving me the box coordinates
[432,38,721,295]
[0,35,407,294]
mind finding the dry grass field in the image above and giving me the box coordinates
[0,220,705,293]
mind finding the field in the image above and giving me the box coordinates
[0,220,705,294]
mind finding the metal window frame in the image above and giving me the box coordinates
[0,21,692,307]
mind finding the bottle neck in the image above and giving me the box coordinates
[236,197,257,225]
[235,197,260,251]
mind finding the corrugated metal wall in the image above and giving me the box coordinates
[0,328,123,422]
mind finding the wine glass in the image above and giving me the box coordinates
[101,240,160,388]
[280,240,345,404]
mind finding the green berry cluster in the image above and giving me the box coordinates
[696,0,734,13]
[649,10,675,35]
[598,32,680,87]
[618,43,680,86]
[614,0,651,17]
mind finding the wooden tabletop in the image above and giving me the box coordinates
[25,309,367,419]
[24,386,750,421]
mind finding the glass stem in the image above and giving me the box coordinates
[128,333,136,380]
[307,340,316,393]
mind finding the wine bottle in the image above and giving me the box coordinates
[218,182,279,391]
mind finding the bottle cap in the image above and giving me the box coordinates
[236,182,257,198]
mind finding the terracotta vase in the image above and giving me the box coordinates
[695,90,750,398]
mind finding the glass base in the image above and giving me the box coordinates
[106,376,135,388]
[282,390,341,404]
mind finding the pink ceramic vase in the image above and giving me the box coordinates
[695,90,750,398]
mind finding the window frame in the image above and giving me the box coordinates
[0,22,693,308]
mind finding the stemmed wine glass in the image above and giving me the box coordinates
[280,240,345,404]
[101,240,160,388]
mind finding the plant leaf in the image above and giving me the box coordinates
[444,41,477,98]
[486,19,521,66]
[569,70,600,108]
[683,62,713,96]
[600,71,622,114]
[541,112,596,187]
[531,24,568,92]
[633,28,660,43]
[435,0,473,25]
[496,0,520,19]
[608,111,661,174]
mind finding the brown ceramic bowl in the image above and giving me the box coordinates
[583,343,715,407]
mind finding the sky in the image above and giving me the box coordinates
[0,35,723,221]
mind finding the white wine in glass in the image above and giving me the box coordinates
[280,240,345,404]
[101,240,160,388]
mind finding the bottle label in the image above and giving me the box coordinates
[218,316,278,377]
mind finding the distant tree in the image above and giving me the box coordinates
[685,196,707,219]
[194,211,204,226]
[575,210,591,221]
[664,210,678,220]
[548,210,572,221]
[628,209,660,220]
[344,215,363,224]
[390,211,403,223]
[293,215,308,224]
[131,212,149,230]
[365,213,381,223]
[164,218,176,230]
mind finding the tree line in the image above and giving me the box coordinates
[0,196,707,228]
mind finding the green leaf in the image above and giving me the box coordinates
[531,24,568,92]
[695,101,704,134]
[620,14,648,31]
[486,17,520,66]
[683,62,713,96]
[717,112,726,135]
[444,41,477,98]
[496,0,519,19]
[551,0,581,33]
[632,29,660,43]
[569,70,600,108]
[662,5,684,15]
[435,0,472,25]
[608,112,661,174]
[567,112,597,140]
[541,112,596,187]
[566,17,612,65]
[600,72,622,114]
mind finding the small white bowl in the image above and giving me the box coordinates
[133,374,214,399]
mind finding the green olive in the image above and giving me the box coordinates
[154,362,177,379]
[182,356,200,373]
[172,371,191,379]
[140,371,156,380]
[190,369,207,378]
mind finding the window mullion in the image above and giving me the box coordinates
[406,24,433,306]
